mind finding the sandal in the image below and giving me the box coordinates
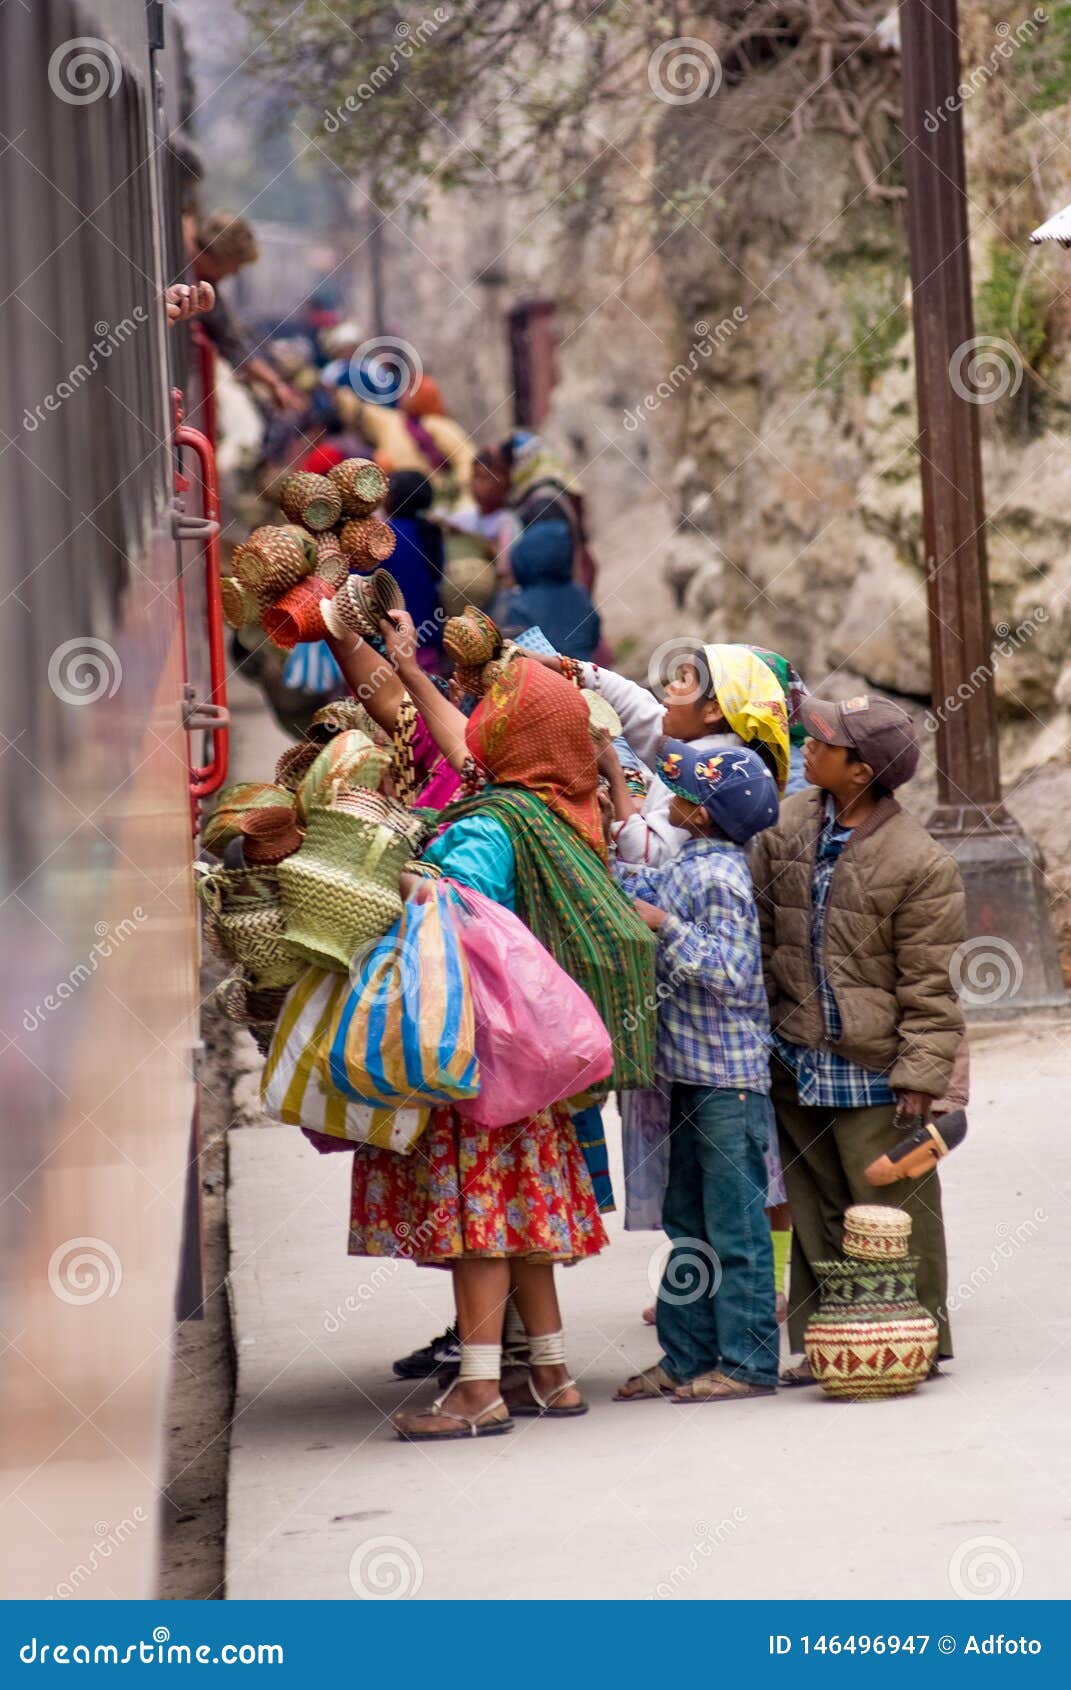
[502,1373,588,1418]
[392,1389,513,1442]
[779,1358,817,1388]
[614,1362,678,1402]
[672,1369,775,1403]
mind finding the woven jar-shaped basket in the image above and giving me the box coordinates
[202,782,296,857]
[220,576,261,630]
[278,524,320,574]
[328,456,387,518]
[444,605,503,695]
[277,803,421,972]
[321,570,403,642]
[279,471,343,532]
[239,806,305,865]
[315,531,348,589]
[234,526,313,601]
[340,516,396,567]
[196,865,304,989]
[262,576,334,650]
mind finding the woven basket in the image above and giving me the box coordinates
[217,973,291,1029]
[274,741,321,791]
[584,690,622,742]
[340,517,396,566]
[262,576,334,650]
[234,526,312,601]
[220,576,260,630]
[298,730,391,814]
[239,806,304,865]
[315,531,348,589]
[277,806,419,972]
[444,605,503,695]
[279,471,343,532]
[328,456,387,518]
[321,569,403,642]
[279,524,320,573]
[196,865,303,989]
[308,699,379,743]
[844,1204,913,1261]
[203,783,296,857]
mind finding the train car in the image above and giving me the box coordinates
[0,0,226,1598]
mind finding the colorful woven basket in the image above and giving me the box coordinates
[262,576,334,650]
[277,804,422,973]
[220,576,260,630]
[196,864,304,990]
[328,456,387,518]
[444,605,504,695]
[297,729,391,815]
[234,527,313,602]
[274,741,321,791]
[339,517,396,566]
[279,471,343,532]
[202,783,297,857]
[843,1204,913,1261]
[321,569,403,642]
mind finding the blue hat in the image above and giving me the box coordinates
[656,739,779,844]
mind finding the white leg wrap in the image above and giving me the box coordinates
[527,1329,567,1366]
[457,1343,502,1382]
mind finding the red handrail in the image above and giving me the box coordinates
[175,414,229,801]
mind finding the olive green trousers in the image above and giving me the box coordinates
[771,1059,952,1358]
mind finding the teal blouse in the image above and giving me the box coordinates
[422,813,516,911]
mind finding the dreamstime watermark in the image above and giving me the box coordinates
[348,1535,423,1599]
[323,10,450,133]
[47,636,123,706]
[949,935,1024,1007]
[648,36,722,104]
[924,606,1047,730]
[647,1236,723,1306]
[23,311,148,434]
[924,12,1047,133]
[48,37,123,105]
[324,1209,449,1332]
[652,1509,747,1598]
[945,1208,1047,1315]
[23,910,146,1033]
[50,1511,148,1600]
[348,609,445,708]
[48,1237,123,1306]
[621,916,738,1036]
[645,634,712,707]
[624,312,748,431]
[948,1535,1024,1599]
[948,336,1024,404]
[347,334,424,403]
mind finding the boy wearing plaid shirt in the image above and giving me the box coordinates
[614,742,781,1404]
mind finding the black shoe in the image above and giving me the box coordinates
[393,1325,460,1381]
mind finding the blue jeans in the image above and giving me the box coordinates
[656,1084,779,1387]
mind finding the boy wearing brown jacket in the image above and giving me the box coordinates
[750,694,965,1372]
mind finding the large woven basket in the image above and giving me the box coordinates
[197,865,304,989]
[277,805,421,972]
[328,456,387,518]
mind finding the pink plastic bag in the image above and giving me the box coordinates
[446,880,613,1127]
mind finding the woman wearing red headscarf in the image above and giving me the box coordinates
[349,611,655,1442]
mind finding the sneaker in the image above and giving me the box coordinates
[393,1325,460,1381]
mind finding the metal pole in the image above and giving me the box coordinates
[898,0,1065,1009]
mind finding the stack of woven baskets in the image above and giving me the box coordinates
[199,708,430,1048]
[220,458,396,651]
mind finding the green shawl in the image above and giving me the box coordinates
[439,786,655,1091]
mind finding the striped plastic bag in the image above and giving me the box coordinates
[326,883,479,1109]
[261,967,428,1154]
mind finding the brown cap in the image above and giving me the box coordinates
[801,694,919,791]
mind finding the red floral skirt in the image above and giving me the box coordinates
[348,1102,609,1264]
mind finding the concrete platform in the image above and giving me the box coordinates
[225,1023,1071,1600]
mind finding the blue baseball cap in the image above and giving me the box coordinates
[656,739,779,844]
